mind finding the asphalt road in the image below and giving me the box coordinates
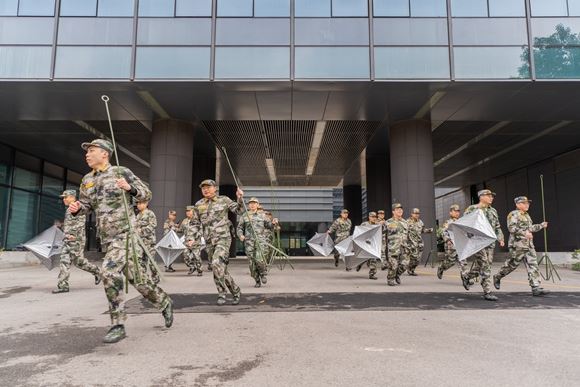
[2,259,579,386]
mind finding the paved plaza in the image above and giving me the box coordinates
[2,259,580,386]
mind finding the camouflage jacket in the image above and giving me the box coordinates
[507,210,543,250]
[163,219,179,235]
[136,209,157,246]
[328,218,352,242]
[77,164,151,245]
[181,216,202,245]
[441,218,458,244]
[192,195,242,244]
[63,209,86,245]
[385,217,408,256]
[465,204,504,247]
[406,218,431,248]
[237,210,273,242]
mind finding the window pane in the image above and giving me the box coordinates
[530,0,567,17]
[60,0,96,16]
[58,18,134,45]
[13,167,40,191]
[454,46,529,79]
[6,190,38,249]
[374,18,448,45]
[39,195,65,232]
[453,18,528,45]
[375,47,449,78]
[488,0,525,17]
[218,0,252,16]
[295,0,330,17]
[0,186,8,247]
[18,0,55,16]
[0,18,54,45]
[42,175,63,196]
[373,0,409,17]
[295,18,369,45]
[0,163,11,186]
[0,0,18,15]
[534,46,580,79]
[138,18,212,45]
[136,47,210,78]
[295,47,369,79]
[532,18,580,45]
[451,0,487,17]
[176,0,212,16]
[215,47,290,78]
[44,162,64,179]
[332,0,367,17]
[254,0,289,17]
[55,47,131,78]
[98,0,135,17]
[139,0,174,16]
[570,0,580,16]
[0,46,52,78]
[217,18,290,45]
[411,0,447,17]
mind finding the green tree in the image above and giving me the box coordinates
[519,24,580,78]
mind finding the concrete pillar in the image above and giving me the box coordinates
[389,119,435,255]
[219,184,238,258]
[366,125,391,212]
[149,119,195,239]
[343,185,362,226]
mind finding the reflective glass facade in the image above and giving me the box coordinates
[0,143,82,249]
[1,0,580,80]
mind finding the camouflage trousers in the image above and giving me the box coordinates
[407,244,424,273]
[369,259,381,276]
[465,246,494,293]
[333,235,349,264]
[57,241,101,290]
[138,243,160,282]
[183,246,203,273]
[245,239,267,281]
[207,236,240,299]
[387,251,408,280]
[102,235,170,326]
[496,247,541,288]
[438,244,468,275]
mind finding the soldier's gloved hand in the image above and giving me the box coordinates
[116,178,131,191]
[541,222,548,228]
[236,188,244,198]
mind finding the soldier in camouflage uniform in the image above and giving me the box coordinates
[69,139,173,343]
[263,210,280,262]
[385,203,409,286]
[493,196,549,296]
[183,205,204,276]
[237,197,278,287]
[135,199,160,283]
[377,210,387,267]
[192,179,243,305]
[162,210,179,272]
[361,212,381,280]
[327,209,352,269]
[437,204,469,280]
[461,189,505,301]
[52,190,101,294]
[406,208,433,276]
[180,206,203,276]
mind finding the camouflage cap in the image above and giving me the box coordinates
[199,179,216,188]
[377,210,385,214]
[392,203,403,210]
[341,209,349,213]
[60,189,76,198]
[449,204,460,211]
[186,205,195,211]
[81,139,114,155]
[411,208,421,214]
[478,189,496,197]
[136,198,150,203]
[248,197,259,204]
[514,196,532,204]
[369,211,377,217]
